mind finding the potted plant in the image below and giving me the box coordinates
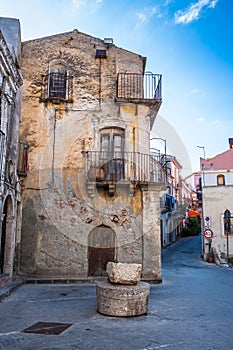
[208,247,214,263]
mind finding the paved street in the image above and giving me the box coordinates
[0,235,233,350]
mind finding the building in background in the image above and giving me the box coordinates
[18,29,165,281]
[194,172,202,210]
[160,156,193,247]
[160,156,181,247]
[200,138,233,263]
[0,17,23,286]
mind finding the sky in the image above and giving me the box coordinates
[0,0,232,177]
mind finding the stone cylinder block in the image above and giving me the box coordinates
[106,262,142,285]
[96,281,150,317]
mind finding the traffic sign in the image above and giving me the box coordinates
[204,216,211,227]
[204,228,213,239]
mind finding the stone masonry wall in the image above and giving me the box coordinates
[19,30,161,278]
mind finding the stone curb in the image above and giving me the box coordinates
[0,276,162,301]
[0,280,24,301]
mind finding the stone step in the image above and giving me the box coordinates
[0,274,10,288]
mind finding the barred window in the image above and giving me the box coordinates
[48,71,67,100]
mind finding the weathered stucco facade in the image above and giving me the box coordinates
[0,17,23,284]
[19,30,164,281]
[202,170,233,262]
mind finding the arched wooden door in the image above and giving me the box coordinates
[88,225,115,276]
[0,196,13,274]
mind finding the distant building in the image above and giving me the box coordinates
[194,172,202,209]
[160,156,193,247]
[18,28,165,281]
[200,139,233,262]
[0,17,23,285]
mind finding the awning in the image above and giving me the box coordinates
[188,210,201,217]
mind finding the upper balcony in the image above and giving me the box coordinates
[116,72,162,106]
[40,72,73,104]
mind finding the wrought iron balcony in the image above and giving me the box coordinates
[86,151,165,184]
[40,73,73,103]
[116,72,162,103]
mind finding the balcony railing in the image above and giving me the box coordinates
[86,151,165,184]
[116,72,162,101]
[40,73,73,103]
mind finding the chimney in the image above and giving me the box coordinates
[229,138,233,149]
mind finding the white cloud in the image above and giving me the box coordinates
[137,6,160,23]
[164,0,173,6]
[137,12,147,23]
[191,89,201,94]
[197,117,204,122]
[72,0,102,9]
[212,119,221,125]
[175,0,219,24]
[209,0,218,8]
[72,0,86,8]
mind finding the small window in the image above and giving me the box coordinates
[7,160,14,184]
[95,50,107,59]
[17,141,29,176]
[49,71,67,100]
[0,130,5,177]
[217,174,225,186]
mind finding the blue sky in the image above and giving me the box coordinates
[0,0,232,175]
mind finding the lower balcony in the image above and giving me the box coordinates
[86,151,165,197]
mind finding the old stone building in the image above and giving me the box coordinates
[200,139,233,263]
[19,29,164,281]
[0,17,23,285]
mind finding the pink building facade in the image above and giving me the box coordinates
[201,139,233,263]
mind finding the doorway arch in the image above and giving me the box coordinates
[0,195,14,275]
[88,225,116,276]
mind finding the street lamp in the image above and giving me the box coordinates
[150,137,167,159]
[197,145,206,159]
[196,145,206,259]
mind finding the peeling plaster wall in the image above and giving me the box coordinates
[19,30,162,279]
[0,18,22,279]
[202,184,233,261]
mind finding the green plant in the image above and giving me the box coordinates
[209,247,214,258]
[181,216,201,237]
[208,247,214,263]
[181,226,192,237]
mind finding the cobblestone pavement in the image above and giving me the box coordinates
[0,235,233,350]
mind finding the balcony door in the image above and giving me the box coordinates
[100,128,124,181]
